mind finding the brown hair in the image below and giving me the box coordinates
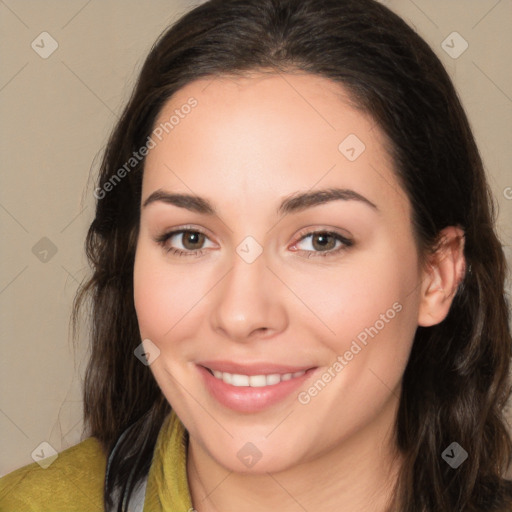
[72,0,512,510]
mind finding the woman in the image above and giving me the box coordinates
[1,0,511,510]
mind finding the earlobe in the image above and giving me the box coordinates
[417,226,466,327]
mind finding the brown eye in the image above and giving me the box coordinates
[155,228,215,256]
[293,230,353,258]
[311,233,337,251]
[181,231,206,250]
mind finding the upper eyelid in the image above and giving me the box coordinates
[296,229,351,240]
[158,225,212,239]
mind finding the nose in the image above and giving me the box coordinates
[209,249,288,342]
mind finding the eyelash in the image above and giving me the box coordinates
[154,226,353,258]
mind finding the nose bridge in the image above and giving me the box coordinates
[210,245,288,341]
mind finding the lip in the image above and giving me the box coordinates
[197,362,318,413]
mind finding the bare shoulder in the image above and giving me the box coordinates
[0,437,107,511]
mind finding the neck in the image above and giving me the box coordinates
[186,393,402,512]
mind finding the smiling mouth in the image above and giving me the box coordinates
[198,363,318,412]
[203,367,309,387]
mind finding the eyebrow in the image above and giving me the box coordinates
[142,187,378,215]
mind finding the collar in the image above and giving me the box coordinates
[143,409,193,511]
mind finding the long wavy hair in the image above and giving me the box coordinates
[72,0,512,510]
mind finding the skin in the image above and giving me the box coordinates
[133,72,465,512]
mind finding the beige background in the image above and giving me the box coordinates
[1,0,511,476]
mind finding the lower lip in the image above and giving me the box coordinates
[197,365,317,413]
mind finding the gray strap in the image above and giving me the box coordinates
[109,477,147,512]
[106,426,148,512]
[127,477,148,512]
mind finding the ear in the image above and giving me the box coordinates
[417,226,466,327]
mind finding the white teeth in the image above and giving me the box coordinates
[266,374,281,385]
[249,375,267,387]
[209,369,306,387]
[231,374,249,386]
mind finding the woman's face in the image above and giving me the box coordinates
[134,72,424,473]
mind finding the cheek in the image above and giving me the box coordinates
[133,244,218,347]
[285,249,419,388]
[287,252,414,341]
[134,246,184,342]
[133,251,166,339]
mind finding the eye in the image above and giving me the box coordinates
[155,228,216,256]
[291,230,353,258]
[154,227,352,258]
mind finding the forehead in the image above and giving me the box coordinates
[142,72,407,219]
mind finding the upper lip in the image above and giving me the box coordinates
[198,360,316,376]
